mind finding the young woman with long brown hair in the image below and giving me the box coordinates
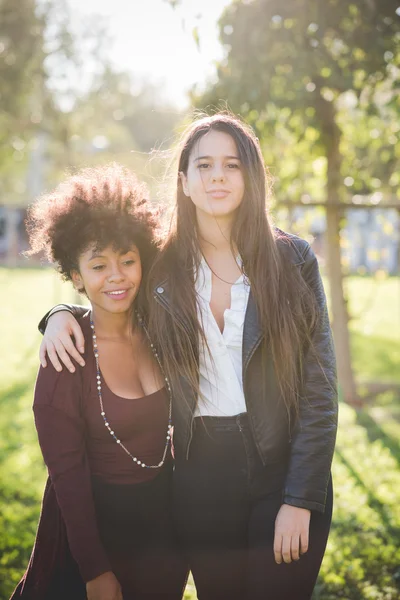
[37,113,338,600]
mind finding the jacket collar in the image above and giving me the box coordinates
[242,235,306,372]
[152,235,306,375]
[153,236,305,301]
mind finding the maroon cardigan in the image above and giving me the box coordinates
[11,316,110,599]
[11,314,171,599]
[10,477,87,600]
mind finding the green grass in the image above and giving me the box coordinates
[0,268,399,599]
[346,276,400,384]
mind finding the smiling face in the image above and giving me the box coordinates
[180,129,245,223]
[71,244,142,317]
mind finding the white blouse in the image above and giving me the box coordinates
[195,257,250,417]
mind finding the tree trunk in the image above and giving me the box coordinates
[321,99,359,404]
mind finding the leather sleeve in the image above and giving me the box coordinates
[283,244,338,513]
[38,304,89,335]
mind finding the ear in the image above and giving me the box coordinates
[179,171,190,197]
[71,270,85,292]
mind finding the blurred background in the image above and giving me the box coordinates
[0,0,399,598]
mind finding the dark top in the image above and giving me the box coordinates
[26,313,170,584]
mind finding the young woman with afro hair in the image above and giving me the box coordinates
[11,164,188,600]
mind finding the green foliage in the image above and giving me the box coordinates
[0,0,47,197]
[0,0,46,127]
[215,0,399,108]
[0,0,182,208]
[0,268,399,599]
[46,66,182,189]
[197,0,400,202]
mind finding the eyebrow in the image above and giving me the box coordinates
[88,248,138,260]
[193,155,241,161]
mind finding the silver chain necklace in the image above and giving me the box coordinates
[90,311,172,469]
[201,254,250,287]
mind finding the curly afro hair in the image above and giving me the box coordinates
[26,164,160,294]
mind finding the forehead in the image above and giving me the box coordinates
[191,129,239,159]
[80,243,138,260]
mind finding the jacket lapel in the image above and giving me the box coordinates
[242,291,263,377]
[242,235,307,377]
[153,279,198,414]
[154,233,307,382]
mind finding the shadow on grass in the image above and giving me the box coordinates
[335,448,400,540]
[355,409,400,470]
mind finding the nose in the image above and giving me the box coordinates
[108,264,125,282]
[211,163,225,182]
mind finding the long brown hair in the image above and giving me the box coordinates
[148,112,318,415]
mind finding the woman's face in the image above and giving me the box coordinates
[71,244,142,317]
[180,130,245,222]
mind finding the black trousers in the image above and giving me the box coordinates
[12,466,188,600]
[92,465,188,599]
[173,414,333,600]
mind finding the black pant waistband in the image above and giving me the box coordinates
[193,413,249,433]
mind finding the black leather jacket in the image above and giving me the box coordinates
[39,234,337,513]
[152,234,338,514]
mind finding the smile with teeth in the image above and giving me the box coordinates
[104,289,130,297]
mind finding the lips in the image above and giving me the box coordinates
[104,289,132,300]
[208,189,230,198]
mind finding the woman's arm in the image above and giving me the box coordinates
[272,244,337,565]
[283,244,338,512]
[38,306,88,372]
[33,362,113,584]
[38,304,87,334]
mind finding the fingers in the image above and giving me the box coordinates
[273,533,283,565]
[46,341,63,372]
[274,504,311,565]
[38,313,86,373]
[70,321,85,355]
[290,534,301,562]
[274,534,302,564]
[281,534,292,564]
[39,339,48,368]
[300,530,309,555]
[42,338,85,373]
[61,334,85,368]
[53,340,78,373]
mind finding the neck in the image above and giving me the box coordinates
[90,307,133,339]
[196,209,235,254]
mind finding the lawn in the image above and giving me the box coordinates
[0,268,399,599]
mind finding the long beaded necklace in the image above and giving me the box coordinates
[90,311,172,469]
